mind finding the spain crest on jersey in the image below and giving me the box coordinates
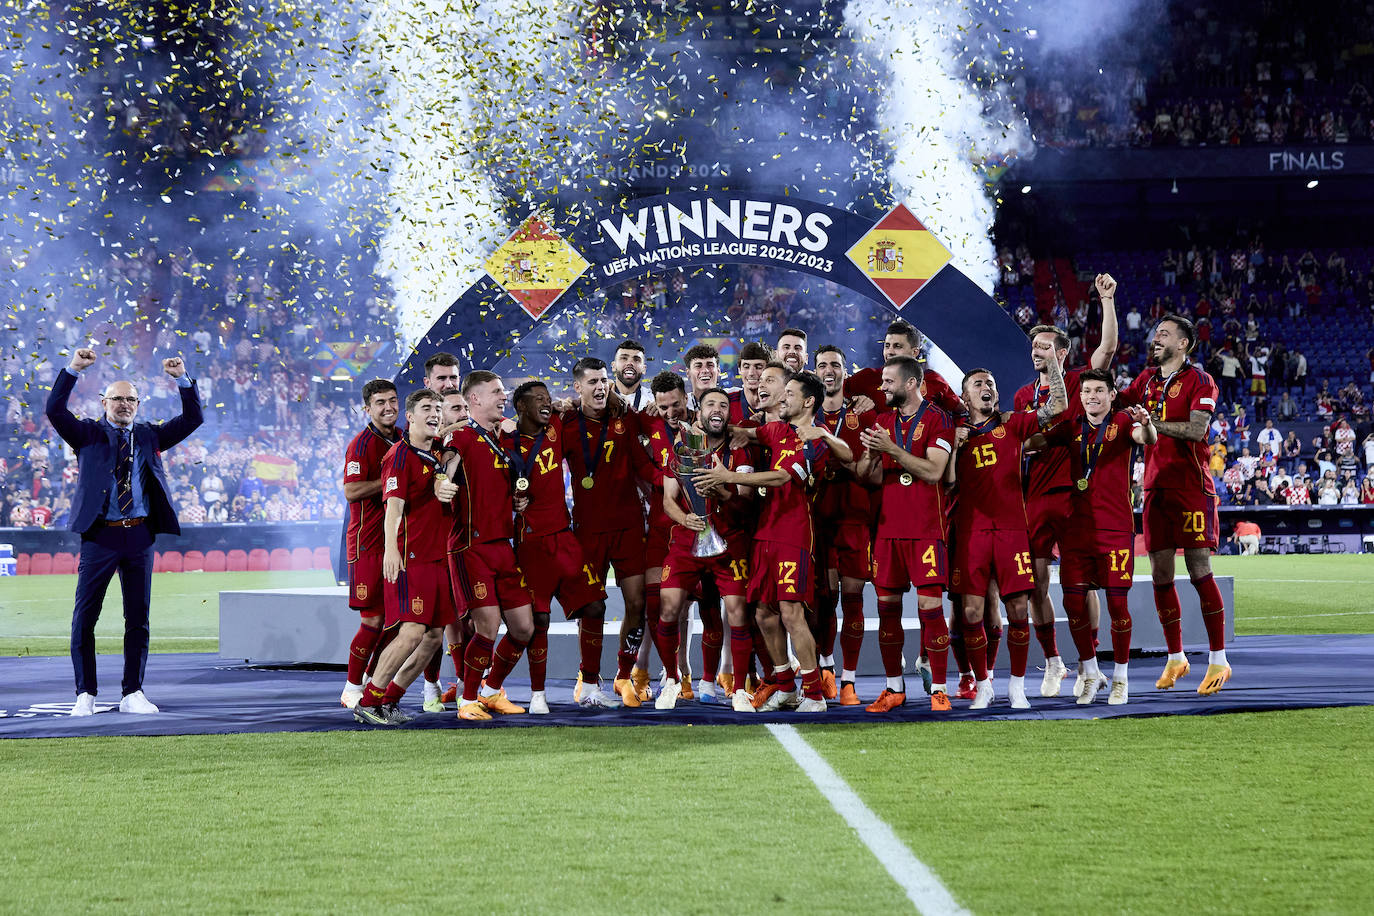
[914,423,925,439]
[410,596,424,614]
[992,425,1007,439]
[474,582,489,601]
[1107,423,1119,441]
[547,425,558,443]
[1168,382,1183,398]
[613,419,626,435]
[845,413,859,429]
[867,238,904,273]
[356,584,368,601]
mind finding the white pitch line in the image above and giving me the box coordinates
[1237,610,1374,620]
[767,724,970,916]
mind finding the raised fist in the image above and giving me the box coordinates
[162,356,187,379]
[69,348,97,372]
[1095,273,1118,299]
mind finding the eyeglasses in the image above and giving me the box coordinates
[104,396,140,405]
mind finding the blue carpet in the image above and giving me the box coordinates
[2,634,1371,739]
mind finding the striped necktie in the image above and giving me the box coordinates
[116,428,134,516]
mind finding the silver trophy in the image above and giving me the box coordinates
[673,428,728,558]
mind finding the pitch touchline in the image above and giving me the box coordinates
[1236,610,1374,620]
[767,724,970,916]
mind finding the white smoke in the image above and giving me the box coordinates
[844,0,1033,292]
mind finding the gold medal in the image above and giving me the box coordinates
[1076,478,1089,491]
[899,472,914,486]
[581,476,595,489]
[435,473,447,482]
[515,477,530,493]
[807,474,816,487]
[757,486,768,497]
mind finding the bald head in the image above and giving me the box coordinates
[101,380,140,427]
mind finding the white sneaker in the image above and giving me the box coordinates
[1107,679,1129,706]
[340,682,364,709]
[1076,674,1107,706]
[731,690,757,712]
[1008,679,1031,710]
[970,679,994,710]
[528,690,550,714]
[119,690,159,714]
[796,696,827,712]
[912,655,933,694]
[655,680,681,710]
[1041,656,1067,697]
[759,689,797,712]
[71,693,95,717]
[577,682,621,709]
[1072,670,1085,699]
[697,678,718,703]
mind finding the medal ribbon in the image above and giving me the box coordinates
[472,420,514,491]
[510,428,546,484]
[893,402,929,454]
[1148,367,1183,420]
[578,410,612,484]
[822,402,849,435]
[1077,415,1110,488]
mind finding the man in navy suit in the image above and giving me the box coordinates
[45,347,203,716]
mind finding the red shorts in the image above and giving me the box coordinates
[951,528,1035,597]
[449,541,533,614]
[384,558,455,629]
[1025,491,1072,558]
[347,552,384,612]
[1142,488,1219,552]
[661,538,750,598]
[747,540,813,605]
[576,526,648,581]
[825,522,873,581]
[517,530,606,619]
[1059,535,1135,589]
[644,524,672,571]
[872,537,947,592]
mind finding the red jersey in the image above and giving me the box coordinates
[561,408,656,534]
[666,442,756,552]
[344,422,400,559]
[641,414,683,536]
[752,421,813,550]
[1014,367,1087,497]
[444,423,516,549]
[1120,364,1218,495]
[1043,410,1139,546]
[815,402,876,526]
[844,367,963,415]
[380,439,448,563]
[874,405,953,541]
[952,411,1041,532]
[728,388,764,425]
[504,417,570,540]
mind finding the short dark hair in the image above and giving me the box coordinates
[683,343,720,365]
[1028,325,1071,351]
[512,380,548,407]
[763,359,788,374]
[778,327,807,342]
[1079,367,1116,389]
[815,344,845,360]
[461,370,500,395]
[789,370,825,415]
[960,368,993,391]
[615,339,645,356]
[572,357,607,382]
[885,320,921,348]
[1158,313,1197,353]
[361,378,397,405]
[885,355,924,385]
[738,341,772,363]
[649,371,685,395]
[699,386,730,405]
[405,389,441,413]
[424,352,460,377]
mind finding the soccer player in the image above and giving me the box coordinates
[694,372,833,712]
[353,390,453,726]
[777,328,809,373]
[439,371,536,721]
[433,389,472,708]
[946,362,1066,710]
[1119,314,1230,695]
[507,381,618,712]
[656,387,756,709]
[683,343,721,408]
[340,379,401,709]
[562,357,658,706]
[424,352,462,396]
[611,338,653,411]
[1014,274,1119,696]
[857,356,955,712]
[729,341,772,423]
[813,344,875,705]
[1040,369,1157,706]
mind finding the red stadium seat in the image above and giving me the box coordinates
[247,548,270,571]
[311,546,332,570]
[203,550,227,573]
[51,552,76,574]
[17,553,30,576]
[29,553,52,575]
[160,551,184,573]
[183,550,205,572]
[268,548,292,571]
[289,547,313,570]
[226,549,249,572]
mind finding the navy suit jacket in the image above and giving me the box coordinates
[44,368,204,537]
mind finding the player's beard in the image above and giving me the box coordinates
[887,389,907,411]
[704,414,728,439]
[618,366,642,389]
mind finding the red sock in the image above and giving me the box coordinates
[366,626,396,677]
[961,618,988,681]
[949,619,970,674]
[1033,621,1059,658]
[1105,588,1132,665]
[462,633,495,702]
[1153,583,1184,654]
[1063,585,1096,663]
[359,681,386,708]
[800,667,823,700]
[422,643,441,683]
[528,619,549,692]
[839,591,865,673]
[485,633,529,691]
[346,622,381,685]
[447,640,464,679]
[815,587,838,658]
[1192,574,1227,651]
[877,607,905,678]
[775,665,797,693]
[985,623,1003,672]
[917,608,949,686]
[700,610,723,680]
[750,619,774,671]
[645,583,661,627]
[1008,619,1030,677]
[578,616,603,681]
[654,619,681,681]
[382,681,406,704]
[729,626,753,686]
